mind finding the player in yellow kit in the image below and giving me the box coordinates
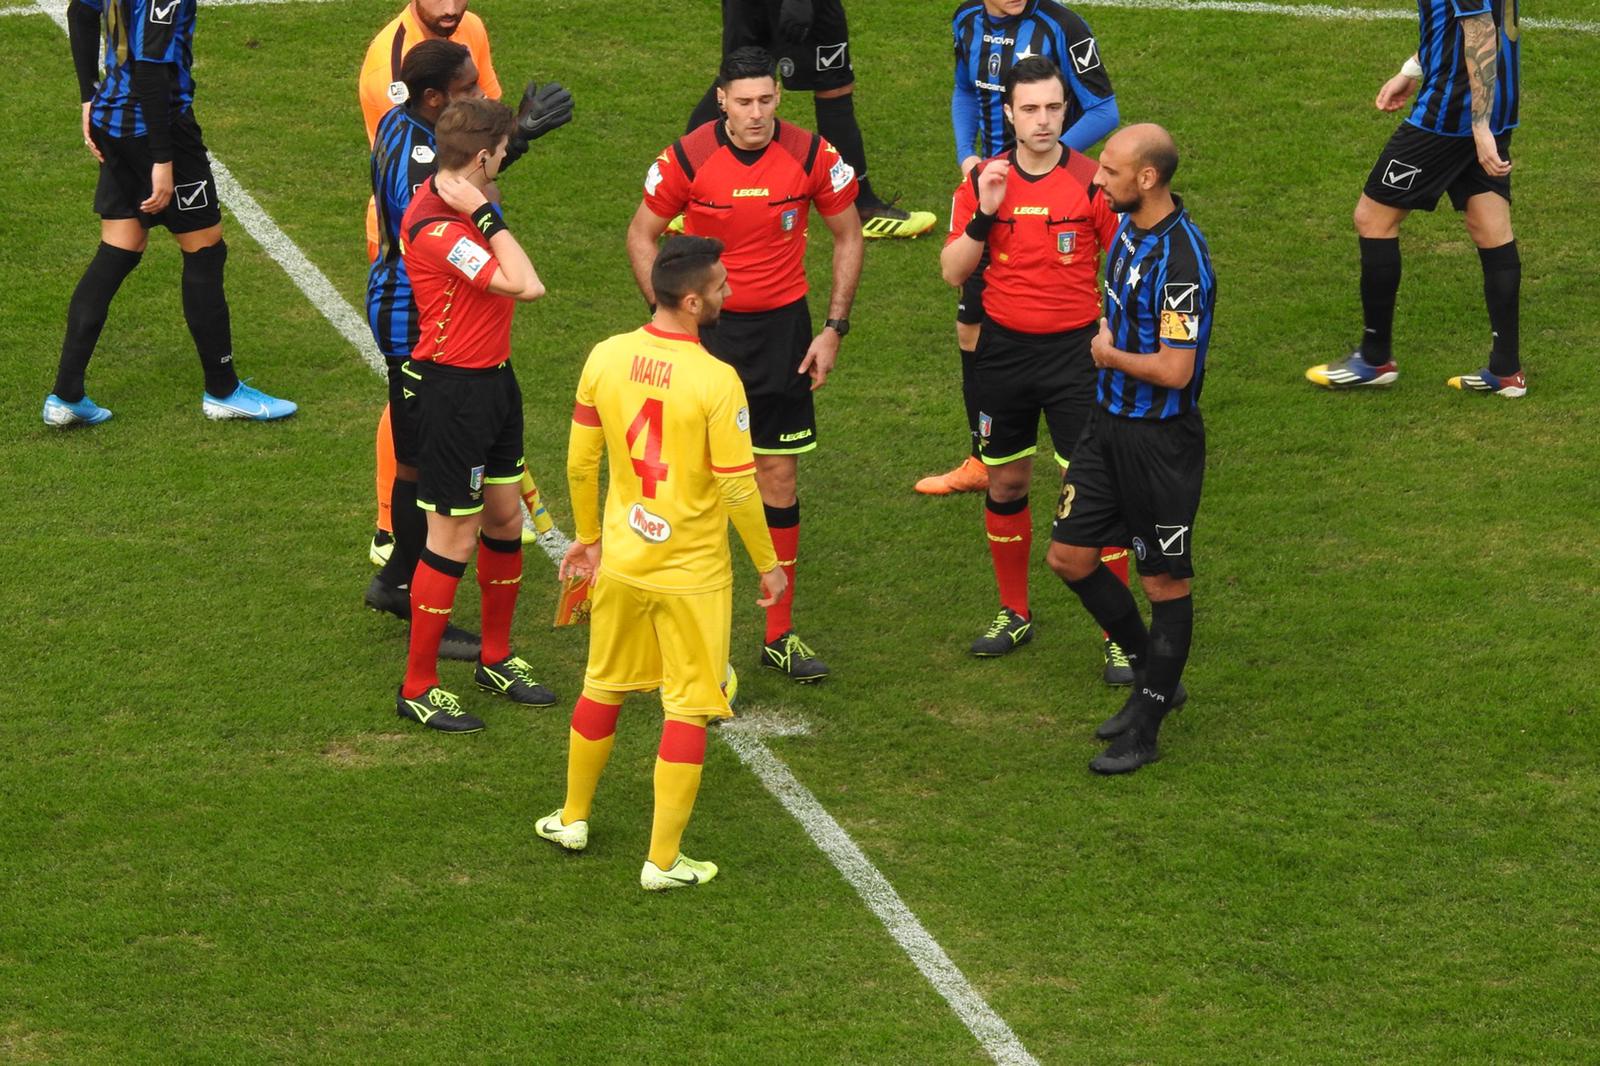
[537,236,786,891]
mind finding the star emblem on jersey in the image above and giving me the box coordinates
[1015,46,1038,61]
[1069,38,1101,74]
[1126,262,1143,290]
[1383,159,1420,190]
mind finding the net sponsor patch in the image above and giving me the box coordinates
[828,157,855,193]
[446,236,491,280]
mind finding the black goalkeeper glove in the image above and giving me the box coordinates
[500,80,573,172]
[777,0,813,43]
[517,80,574,142]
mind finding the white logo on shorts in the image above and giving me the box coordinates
[816,42,848,70]
[175,180,208,211]
[1383,159,1421,190]
[1155,524,1189,557]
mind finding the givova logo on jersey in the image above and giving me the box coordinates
[628,503,672,543]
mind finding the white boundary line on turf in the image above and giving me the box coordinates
[1081,0,1599,34]
[720,724,1039,1066]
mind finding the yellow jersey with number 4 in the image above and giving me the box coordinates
[573,325,758,594]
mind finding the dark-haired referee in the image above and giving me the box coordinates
[1306,0,1524,397]
[44,0,296,426]
[1047,124,1216,775]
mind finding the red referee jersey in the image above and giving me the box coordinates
[642,119,858,314]
[947,148,1119,334]
[400,178,515,369]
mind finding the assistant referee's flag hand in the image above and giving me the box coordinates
[517,80,574,143]
[778,0,813,42]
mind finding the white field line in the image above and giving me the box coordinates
[720,724,1040,1066]
[1081,0,1600,34]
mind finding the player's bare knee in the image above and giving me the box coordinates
[1463,194,1513,248]
[1047,542,1096,582]
[986,460,1030,502]
[1353,196,1403,239]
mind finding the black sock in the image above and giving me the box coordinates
[686,80,720,133]
[813,92,872,203]
[1140,596,1194,735]
[1478,240,1521,376]
[1065,564,1149,663]
[53,242,143,402]
[1357,236,1401,365]
[378,477,424,590]
[181,241,241,398]
[763,501,800,529]
[419,546,467,580]
[960,348,980,459]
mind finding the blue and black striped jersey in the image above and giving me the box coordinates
[83,0,196,138]
[367,105,439,361]
[1099,198,1215,421]
[950,0,1116,165]
[1408,0,1519,137]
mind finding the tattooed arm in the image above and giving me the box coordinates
[1460,12,1512,176]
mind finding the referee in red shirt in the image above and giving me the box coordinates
[394,97,556,733]
[941,56,1132,683]
[625,46,863,684]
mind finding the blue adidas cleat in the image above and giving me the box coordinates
[1448,367,1526,398]
[42,393,113,427]
[202,380,298,421]
[1305,351,1398,390]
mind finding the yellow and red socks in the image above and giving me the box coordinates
[402,548,465,698]
[1100,546,1131,641]
[764,502,800,642]
[649,715,708,870]
[476,533,523,663]
[563,692,622,823]
[375,403,395,535]
[1065,562,1148,664]
[985,493,1032,618]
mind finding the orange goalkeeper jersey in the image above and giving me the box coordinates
[572,325,762,594]
[358,4,501,255]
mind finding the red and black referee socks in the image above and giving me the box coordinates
[53,242,143,402]
[181,240,241,400]
[1357,235,1402,366]
[402,547,466,698]
[764,502,800,642]
[985,493,1032,618]
[1479,241,1521,376]
[1065,562,1148,665]
[476,532,523,664]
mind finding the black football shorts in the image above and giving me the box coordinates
[1051,406,1205,579]
[699,295,817,454]
[92,111,222,233]
[1363,122,1512,212]
[974,320,1097,469]
[414,360,526,517]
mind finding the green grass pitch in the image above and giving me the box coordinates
[2,0,1598,1060]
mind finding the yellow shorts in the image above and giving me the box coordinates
[583,576,733,719]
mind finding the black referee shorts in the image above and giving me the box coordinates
[699,295,817,454]
[722,0,854,92]
[91,111,222,233]
[1363,122,1512,212]
[386,357,424,468]
[974,319,1097,469]
[957,250,990,326]
[1051,406,1205,579]
[414,360,526,518]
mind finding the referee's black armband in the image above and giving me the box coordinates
[964,209,997,242]
[470,203,508,241]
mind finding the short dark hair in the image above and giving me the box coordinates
[1144,141,1180,186]
[401,40,472,104]
[1002,55,1069,104]
[434,97,515,171]
[718,46,776,87]
[653,236,725,310]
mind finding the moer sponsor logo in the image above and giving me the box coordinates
[628,503,672,542]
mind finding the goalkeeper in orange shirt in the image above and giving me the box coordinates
[536,236,786,891]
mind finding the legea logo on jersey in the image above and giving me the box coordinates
[628,503,672,543]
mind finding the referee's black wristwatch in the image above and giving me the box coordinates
[824,317,850,338]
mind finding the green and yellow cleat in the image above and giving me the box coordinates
[535,808,589,851]
[860,200,937,240]
[396,685,484,734]
[475,655,557,706]
[641,854,718,891]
